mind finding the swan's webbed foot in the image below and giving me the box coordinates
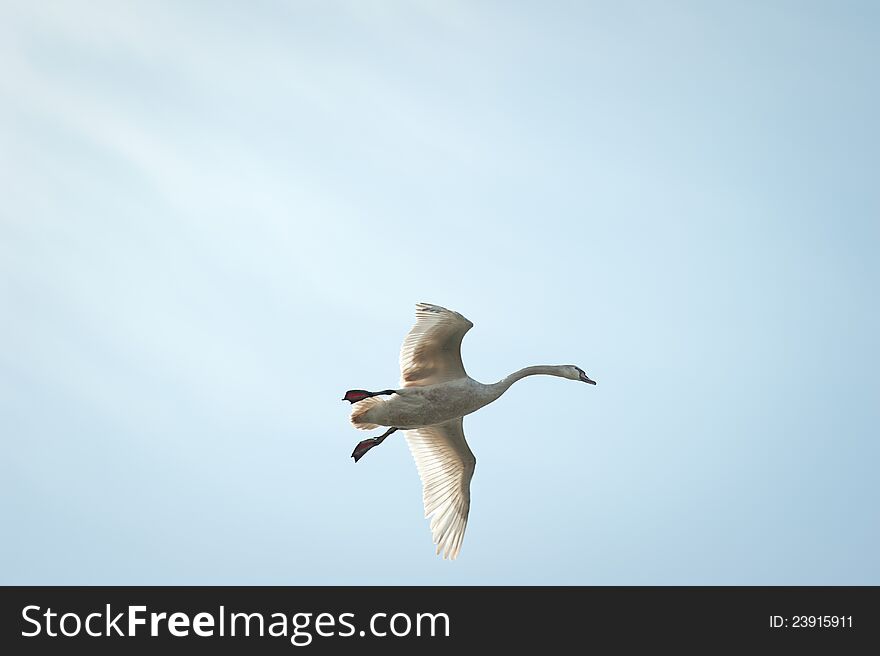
[342,389,397,403]
[351,427,398,462]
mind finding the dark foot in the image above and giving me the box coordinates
[351,427,398,462]
[351,438,381,462]
[343,389,397,403]
[343,390,372,403]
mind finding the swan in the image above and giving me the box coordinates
[344,303,596,559]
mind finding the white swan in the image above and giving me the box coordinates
[344,303,596,559]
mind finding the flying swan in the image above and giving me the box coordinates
[344,303,596,559]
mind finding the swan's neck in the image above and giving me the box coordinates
[488,365,571,398]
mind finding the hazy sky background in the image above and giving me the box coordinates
[2,1,878,584]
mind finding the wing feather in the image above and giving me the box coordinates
[399,303,473,387]
[404,418,476,560]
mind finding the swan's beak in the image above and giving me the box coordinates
[579,372,596,385]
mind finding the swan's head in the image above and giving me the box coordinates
[566,365,596,385]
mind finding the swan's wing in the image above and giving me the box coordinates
[399,303,473,387]
[405,417,476,560]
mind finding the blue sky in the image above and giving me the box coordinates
[2,1,878,584]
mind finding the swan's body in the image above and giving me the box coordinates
[352,378,497,429]
[345,303,596,559]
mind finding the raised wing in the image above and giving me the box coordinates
[405,417,476,560]
[399,303,473,387]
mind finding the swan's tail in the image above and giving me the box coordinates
[349,396,384,430]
